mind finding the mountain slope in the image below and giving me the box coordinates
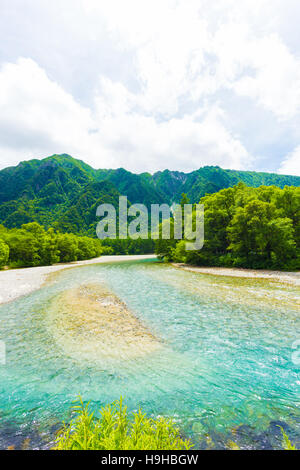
[151,166,300,203]
[0,154,299,236]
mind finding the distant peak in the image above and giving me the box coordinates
[47,153,73,160]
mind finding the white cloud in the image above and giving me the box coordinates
[94,85,251,171]
[279,146,300,175]
[0,58,94,163]
[231,34,300,120]
[0,0,300,173]
[0,58,251,172]
[79,0,300,120]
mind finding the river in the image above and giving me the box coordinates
[0,258,299,449]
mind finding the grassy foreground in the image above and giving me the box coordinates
[54,397,297,451]
[54,397,192,450]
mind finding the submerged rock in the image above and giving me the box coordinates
[46,283,162,366]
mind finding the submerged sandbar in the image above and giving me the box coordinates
[46,282,162,364]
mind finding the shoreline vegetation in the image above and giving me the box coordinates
[0,222,103,269]
[0,221,155,271]
[54,397,192,451]
[1,184,299,276]
[53,397,296,451]
[155,185,300,271]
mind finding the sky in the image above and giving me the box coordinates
[0,0,300,175]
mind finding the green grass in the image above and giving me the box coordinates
[54,397,193,450]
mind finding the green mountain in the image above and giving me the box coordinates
[0,153,299,236]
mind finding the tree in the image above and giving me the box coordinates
[5,231,40,267]
[155,219,177,260]
[267,217,296,268]
[155,184,300,270]
[0,239,9,268]
[57,233,79,262]
[41,228,60,265]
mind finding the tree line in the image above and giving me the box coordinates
[0,222,104,268]
[1,184,299,270]
[0,222,156,269]
[155,184,300,271]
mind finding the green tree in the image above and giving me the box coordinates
[5,230,40,267]
[0,239,9,268]
[41,228,60,265]
[57,233,79,262]
[155,219,177,260]
[155,184,300,270]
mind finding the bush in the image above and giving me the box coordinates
[171,240,187,263]
[0,223,105,268]
[77,236,102,260]
[54,397,192,450]
[0,238,9,268]
[56,233,79,262]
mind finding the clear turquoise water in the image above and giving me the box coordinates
[0,259,299,449]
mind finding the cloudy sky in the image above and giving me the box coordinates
[0,0,300,175]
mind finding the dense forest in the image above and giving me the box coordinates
[0,222,156,269]
[0,222,105,268]
[0,154,299,237]
[155,184,300,271]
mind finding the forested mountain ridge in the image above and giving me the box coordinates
[0,153,299,236]
[152,166,300,203]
